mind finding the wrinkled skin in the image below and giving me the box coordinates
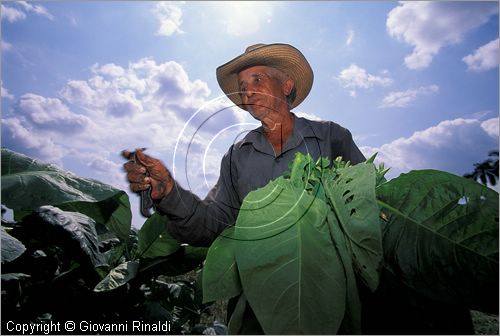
[122,149,173,200]
[237,65,295,156]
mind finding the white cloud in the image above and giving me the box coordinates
[338,64,393,96]
[1,117,66,164]
[3,57,249,210]
[153,2,185,37]
[1,84,14,99]
[379,85,439,108]
[463,38,499,72]
[60,80,97,105]
[16,93,93,132]
[62,58,211,118]
[360,117,499,179]
[1,4,26,22]
[88,156,122,173]
[97,63,126,77]
[481,117,499,138]
[17,1,54,20]
[387,2,498,69]
[295,111,323,121]
[346,29,355,46]
[1,2,53,22]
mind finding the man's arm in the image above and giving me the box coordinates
[340,128,366,165]
[123,149,240,247]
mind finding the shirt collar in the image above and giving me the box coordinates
[238,113,324,152]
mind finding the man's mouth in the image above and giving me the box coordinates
[246,99,265,109]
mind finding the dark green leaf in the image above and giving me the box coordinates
[22,205,106,267]
[184,245,208,262]
[138,245,206,278]
[1,227,26,263]
[137,212,180,259]
[377,169,499,313]
[202,226,242,303]
[1,273,31,282]
[326,211,361,334]
[1,148,131,240]
[228,292,249,335]
[58,192,132,241]
[94,260,139,292]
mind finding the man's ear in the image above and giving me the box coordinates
[283,79,295,96]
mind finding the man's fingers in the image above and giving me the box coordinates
[122,149,132,160]
[135,148,159,167]
[123,161,146,173]
[127,174,149,184]
[122,148,172,199]
[130,182,150,192]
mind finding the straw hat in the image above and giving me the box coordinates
[216,43,314,110]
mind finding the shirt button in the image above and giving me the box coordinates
[275,158,280,163]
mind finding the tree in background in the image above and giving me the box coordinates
[464,150,499,186]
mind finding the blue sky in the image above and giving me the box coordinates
[2,1,499,227]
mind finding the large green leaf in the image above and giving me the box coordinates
[137,212,180,259]
[1,148,131,240]
[1,228,26,263]
[202,226,242,303]
[58,192,132,241]
[323,162,382,291]
[235,177,347,334]
[94,260,140,292]
[326,211,361,334]
[22,205,107,267]
[376,169,499,313]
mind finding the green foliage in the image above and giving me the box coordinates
[464,150,499,186]
[22,205,107,268]
[1,148,132,240]
[94,260,140,292]
[376,169,499,313]
[202,226,242,303]
[322,162,382,290]
[204,153,383,334]
[1,228,26,263]
[0,149,214,334]
[2,148,498,335]
[204,152,498,334]
[234,177,350,334]
[137,213,181,259]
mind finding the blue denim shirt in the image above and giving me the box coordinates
[157,113,365,246]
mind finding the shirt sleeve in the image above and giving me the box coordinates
[155,148,240,247]
[327,121,366,165]
[341,128,366,164]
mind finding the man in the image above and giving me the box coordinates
[124,43,476,335]
[123,43,365,247]
[124,44,366,333]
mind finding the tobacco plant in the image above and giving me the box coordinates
[1,148,218,334]
[203,153,498,334]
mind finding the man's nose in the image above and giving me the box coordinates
[243,88,255,99]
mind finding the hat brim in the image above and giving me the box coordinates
[216,43,314,110]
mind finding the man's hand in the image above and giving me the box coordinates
[122,148,174,200]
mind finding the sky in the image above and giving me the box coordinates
[2,1,499,228]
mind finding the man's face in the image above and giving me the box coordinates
[237,65,288,120]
